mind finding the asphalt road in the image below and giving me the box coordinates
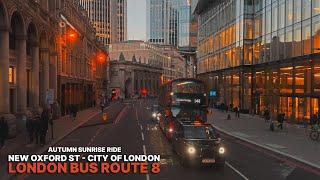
[17,99,320,180]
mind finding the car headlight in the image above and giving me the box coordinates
[152,113,157,118]
[218,147,225,154]
[187,147,196,154]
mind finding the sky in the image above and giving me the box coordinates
[127,0,147,41]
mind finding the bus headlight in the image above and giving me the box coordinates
[187,147,196,155]
[218,147,225,154]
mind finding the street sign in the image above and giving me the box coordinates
[46,89,55,105]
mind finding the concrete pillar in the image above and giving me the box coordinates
[50,52,58,99]
[16,35,27,113]
[40,48,50,106]
[32,45,40,111]
[0,29,10,114]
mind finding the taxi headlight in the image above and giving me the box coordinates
[218,147,225,154]
[152,113,157,118]
[187,147,196,154]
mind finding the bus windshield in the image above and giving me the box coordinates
[172,81,205,94]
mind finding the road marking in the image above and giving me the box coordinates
[140,125,143,131]
[115,106,127,124]
[135,108,139,123]
[226,161,249,180]
[265,143,287,149]
[146,174,150,180]
[143,145,147,155]
[141,132,145,141]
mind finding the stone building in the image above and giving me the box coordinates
[108,41,163,98]
[56,0,108,115]
[0,0,107,136]
[157,45,187,83]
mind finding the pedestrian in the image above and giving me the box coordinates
[310,114,317,126]
[317,111,320,125]
[100,101,105,113]
[264,108,270,122]
[0,117,9,149]
[26,114,34,144]
[236,107,240,118]
[39,108,49,146]
[73,105,78,121]
[277,113,284,130]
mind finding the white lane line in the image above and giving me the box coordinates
[141,132,145,141]
[143,145,147,155]
[140,125,143,131]
[146,173,150,180]
[135,108,139,123]
[226,161,249,180]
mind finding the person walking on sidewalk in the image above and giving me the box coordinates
[264,108,270,122]
[39,108,49,146]
[26,115,35,144]
[235,107,240,118]
[100,101,105,113]
[0,117,9,149]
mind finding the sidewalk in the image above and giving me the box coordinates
[0,107,101,179]
[207,108,320,169]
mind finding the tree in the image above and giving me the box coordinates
[119,52,125,61]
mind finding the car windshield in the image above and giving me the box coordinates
[183,126,217,140]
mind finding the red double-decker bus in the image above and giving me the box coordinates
[158,78,208,139]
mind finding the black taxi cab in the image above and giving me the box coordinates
[172,121,226,167]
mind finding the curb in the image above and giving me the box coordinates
[36,103,119,154]
[5,103,120,180]
[212,125,320,171]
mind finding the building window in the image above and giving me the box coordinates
[285,26,293,58]
[293,0,301,23]
[286,0,293,26]
[279,0,285,29]
[314,64,320,93]
[302,20,311,55]
[9,67,15,84]
[313,0,320,16]
[293,23,302,57]
[302,0,311,20]
[313,15,320,53]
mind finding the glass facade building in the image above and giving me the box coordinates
[147,0,196,48]
[195,0,320,122]
[147,0,179,46]
[79,0,127,46]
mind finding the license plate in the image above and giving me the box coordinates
[202,159,215,163]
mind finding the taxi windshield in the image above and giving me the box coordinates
[183,126,217,140]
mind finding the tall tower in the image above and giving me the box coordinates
[147,0,179,47]
[79,0,127,46]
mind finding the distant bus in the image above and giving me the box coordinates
[159,78,207,109]
[158,78,208,139]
